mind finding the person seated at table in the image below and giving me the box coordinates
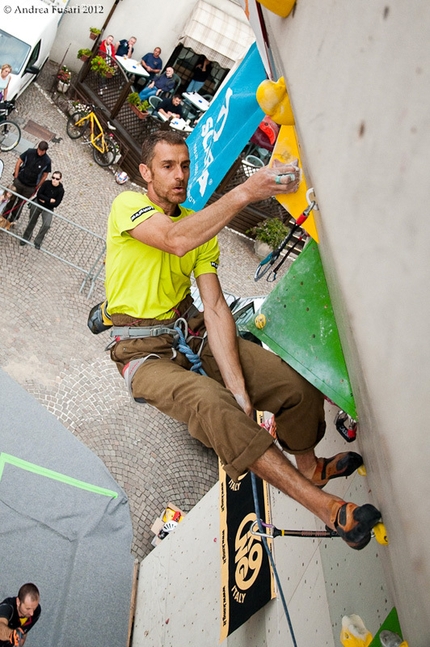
[115,36,137,58]
[99,35,116,64]
[139,67,176,101]
[157,95,183,120]
[186,56,212,93]
[140,47,162,80]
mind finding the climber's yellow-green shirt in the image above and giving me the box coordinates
[105,191,220,320]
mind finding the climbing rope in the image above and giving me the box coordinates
[250,471,298,647]
[172,319,297,644]
[173,317,207,375]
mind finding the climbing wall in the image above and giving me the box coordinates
[247,240,357,418]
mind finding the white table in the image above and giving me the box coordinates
[182,92,210,113]
[169,118,193,133]
[156,112,193,132]
[115,56,149,80]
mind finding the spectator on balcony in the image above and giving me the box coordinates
[186,56,212,94]
[140,47,162,80]
[138,67,175,102]
[99,35,116,64]
[157,95,183,120]
[115,36,137,59]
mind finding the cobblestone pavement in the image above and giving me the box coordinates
[0,63,275,559]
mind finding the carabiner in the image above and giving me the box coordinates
[306,187,318,210]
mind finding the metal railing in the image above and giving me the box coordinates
[0,184,106,297]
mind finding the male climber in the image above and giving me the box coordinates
[105,131,381,550]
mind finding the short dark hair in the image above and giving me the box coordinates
[52,171,62,179]
[141,131,187,167]
[38,141,49,151]
[18,583,40,602]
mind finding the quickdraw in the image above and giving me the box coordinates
[334,410,357,443]
[254,188,316,282]
[250,519,339,540]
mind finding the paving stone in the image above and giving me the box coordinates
[0,62,277,560]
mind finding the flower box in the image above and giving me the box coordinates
[129,104,148,120]
[57,81,70,94]
[89,28,101,40]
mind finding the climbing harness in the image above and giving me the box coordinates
[254,188,316,282]
[111,315,208,402]
[109,323,179,341]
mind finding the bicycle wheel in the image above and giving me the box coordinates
[66,111,89,139]
[93,137,116,167]
[0,120,21,151]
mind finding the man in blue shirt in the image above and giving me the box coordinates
[157,95,183,120]
[139,67,176,102]
[115,36,137,58]
[140,47,163,80]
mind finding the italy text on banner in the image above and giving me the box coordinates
[219,462,274,641]
[184,42,265,211]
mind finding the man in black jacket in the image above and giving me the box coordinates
[20,171,65,249]
[0,583,41,647]
[6,141,51,223]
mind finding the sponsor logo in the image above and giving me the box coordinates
[130,206,154,222]
[233,512,263,597]
[196,88,233,197]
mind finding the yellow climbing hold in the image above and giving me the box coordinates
[340,614,373,647]
[256,0,296,18]
[357,465,367,476]
[373,522,389,545]
[256,77,295,125]
[255,313,267,329]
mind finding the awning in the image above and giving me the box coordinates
[179,0,255,69]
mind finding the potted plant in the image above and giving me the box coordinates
[68,100,90,116]
[56,65,71,93]
[247,217,290,258]
[90,55,116,78]
[89,26,101,40]
[127,92,148,119]
[77,48,92,62]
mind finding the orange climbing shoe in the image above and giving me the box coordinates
[329,500,382,550]
[312,452,363,488]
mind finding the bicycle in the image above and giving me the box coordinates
[0,101,21,152]
[66,104,119,167]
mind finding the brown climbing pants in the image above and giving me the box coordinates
[110,312,326,481]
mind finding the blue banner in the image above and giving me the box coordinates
[184,42,266,211]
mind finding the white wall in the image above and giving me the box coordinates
[133,407,392,647]
[261,1,430,644]
[51,0,250,72]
